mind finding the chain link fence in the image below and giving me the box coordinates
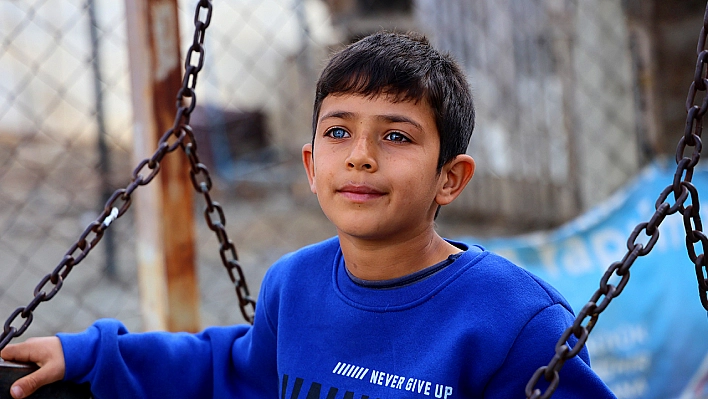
[0,0,141,336]
[0,0,702,391]
[0,0,344,338]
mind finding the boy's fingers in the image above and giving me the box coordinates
[11,364,63,399]
[1,337,62,364]
[0,342,23,361]
[1,341,39,363]
[0,337,65,399]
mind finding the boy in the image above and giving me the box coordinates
[1,31,614,398]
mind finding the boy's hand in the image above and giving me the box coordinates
[0,337,65,399]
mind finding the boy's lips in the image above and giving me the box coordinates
[336,183,386,202]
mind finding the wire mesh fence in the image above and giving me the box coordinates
[0,0,141,336]
[0,0,330,338]
[0,0,701,391]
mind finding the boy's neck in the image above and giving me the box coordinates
[338,228,462,281]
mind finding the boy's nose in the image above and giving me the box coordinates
[346,137,377,171]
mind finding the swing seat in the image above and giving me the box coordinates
[0,360,91,399]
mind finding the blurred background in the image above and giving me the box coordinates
[1,0,707,398]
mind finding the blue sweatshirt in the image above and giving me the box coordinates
[58,237,615,398]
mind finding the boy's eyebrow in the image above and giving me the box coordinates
[319,110,355,123]
[319,111,423,130]
[377,114,423,130]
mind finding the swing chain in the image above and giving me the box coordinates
[179,124,257,324]
[0,0,253,353]
[0,199,133,351]
[174,0,256,324]
[525,3,708,398]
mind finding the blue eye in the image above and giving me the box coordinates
[385,131,409,142]
[326,127,349,139]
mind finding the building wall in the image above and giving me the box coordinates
[415,0,643,229]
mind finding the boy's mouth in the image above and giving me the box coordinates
[337,183,385,202]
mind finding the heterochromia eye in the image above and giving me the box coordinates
[327,127,349,139]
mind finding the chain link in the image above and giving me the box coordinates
[525,3,708,398]
[172,0,255,324]
[0,0,254,352]
[181,126,257,324]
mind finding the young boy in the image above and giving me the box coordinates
[1,31,615,398]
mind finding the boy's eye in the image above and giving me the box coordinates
[384,131,410,142]
[325,127,350,139]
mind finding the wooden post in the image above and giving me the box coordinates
[124,0,201,332]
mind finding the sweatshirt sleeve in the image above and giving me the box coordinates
[57,318,272,399]
[57,260,282,399]
[484,303,616,398]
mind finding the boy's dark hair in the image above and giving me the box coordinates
[312,31,475,171]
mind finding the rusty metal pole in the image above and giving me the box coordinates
[124,0,201,332]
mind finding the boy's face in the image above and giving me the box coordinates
[303,93,464,243]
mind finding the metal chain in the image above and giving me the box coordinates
[176,0,256,325]
[525,3,708,398]
[0,0,254,353]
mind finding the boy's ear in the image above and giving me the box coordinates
[302,143,317,194]
[435,154,475,206]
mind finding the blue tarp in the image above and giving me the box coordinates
[458,160,708,399]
